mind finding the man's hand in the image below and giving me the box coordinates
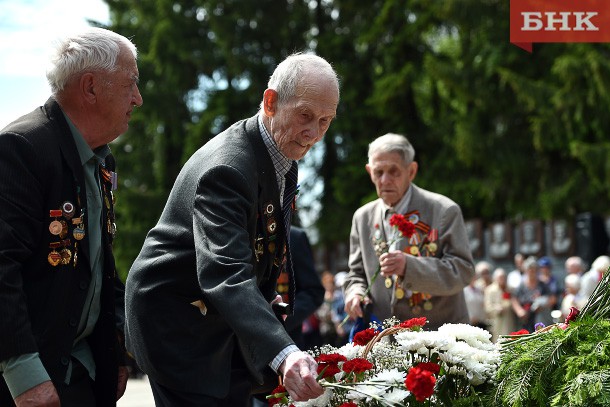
[279,351,324,402]
[14,381,60,407]
[344,294,364,319]
[379,250,406,278]
[116,365,129,400]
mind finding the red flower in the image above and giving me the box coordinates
[405,365,436,402]
[352,328,378,346]
[502,291,511,300]
[398,317,428,330]
[565,306,580,323]
[416,362,440,375]
[339,403,358,407]
[342,358,374,374]
[389,214,416,238]
[316,353,347,379]
[268,385,287,407]
[510,329,529,336]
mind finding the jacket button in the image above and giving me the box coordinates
[61,357,69,366]
[79,281,87,290]
[69,318,77,327]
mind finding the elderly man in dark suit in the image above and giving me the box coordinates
[344,133,474,330]
[0,28,142,406]
[125,53,339,406]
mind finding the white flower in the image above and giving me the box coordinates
[386,388,411,404]
[336,343,364,360]
[293,388,333,407]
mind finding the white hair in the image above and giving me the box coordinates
[592,255,610,273]
[46,27,137,94]
[368,133,415,165]
[262,52,339,108]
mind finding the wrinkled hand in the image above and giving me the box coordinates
[344,294,365,319]
[379,250,406,278]
[280,351,324,402]
[117,366,129,400]
[14,381,60,407]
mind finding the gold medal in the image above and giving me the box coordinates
[385,277,392,288]
[427,242,437,254]
[49,220,63,235]
[409,246,419,256]
[395,287,405,299]
[60,248,72,265]
[267,218,277,233]
[48,250,61,266]
[423,300,433,311]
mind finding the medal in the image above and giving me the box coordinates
[409,246,419,256]
[385,277,392,288]
[267,218,277,233]
[264,202,274,215]
[48,250,61,266]
[395,287,405,299]
[423,300,433,311]
[427,242,437,254]
[268,242,276,253]
[49,220,63,235]
[60,248,72,265]
[73,226,85,240]
[62,201,75,219]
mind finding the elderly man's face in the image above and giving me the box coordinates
[268,75,338,160]
[366,151,417,207]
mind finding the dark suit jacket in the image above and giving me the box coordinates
[284,227,324,348]
[125,115,295,398]
[0,98,126,406]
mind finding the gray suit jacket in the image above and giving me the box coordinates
[125,116,294,397]
[344,184,474,330]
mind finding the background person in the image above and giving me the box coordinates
[343,133,474,331]
[0,27,142,406]
[125,53,339,406]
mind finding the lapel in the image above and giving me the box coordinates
[244,117,285,282]
[44,98,91,264]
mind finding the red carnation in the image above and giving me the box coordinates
[268,384,287,407]
[316,353,347,379]
[352,328,378,346]
[339,403,358,407]
[405,366,436,402]
[416,362,440,375]
[389,214,416,238]
[509,329,529,336]
[342,358,374,374]
[399,317,428,330]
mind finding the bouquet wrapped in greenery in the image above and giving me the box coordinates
[490,267,610,406]
[268,317,500,407]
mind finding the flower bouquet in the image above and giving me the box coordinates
[268,317,500,407]
[489,266,610,406]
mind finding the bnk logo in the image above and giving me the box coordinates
[521,12,599,31]
[510,0,610,52]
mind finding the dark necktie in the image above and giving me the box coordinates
[278,161,298,311]
[282,161,298,234]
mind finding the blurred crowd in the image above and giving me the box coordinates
[463,253,610,341]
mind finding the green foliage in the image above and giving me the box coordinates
[490,271,610,406]
[99,0,610,274]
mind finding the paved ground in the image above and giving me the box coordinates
[118,376,155,407]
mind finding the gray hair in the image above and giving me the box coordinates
[261,52,339,108]
[523,256,538,271]
[368,133,415,165]
[46,27,137,95]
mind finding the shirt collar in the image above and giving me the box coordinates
[62,111,110,166]
[258,114,292,178]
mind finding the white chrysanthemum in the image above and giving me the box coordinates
[293,387,333,407]
[395,330,451,351]
[437,323,493,347]
[370,368,406,386]
[337,343,364,360]
[386,388,411,404]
